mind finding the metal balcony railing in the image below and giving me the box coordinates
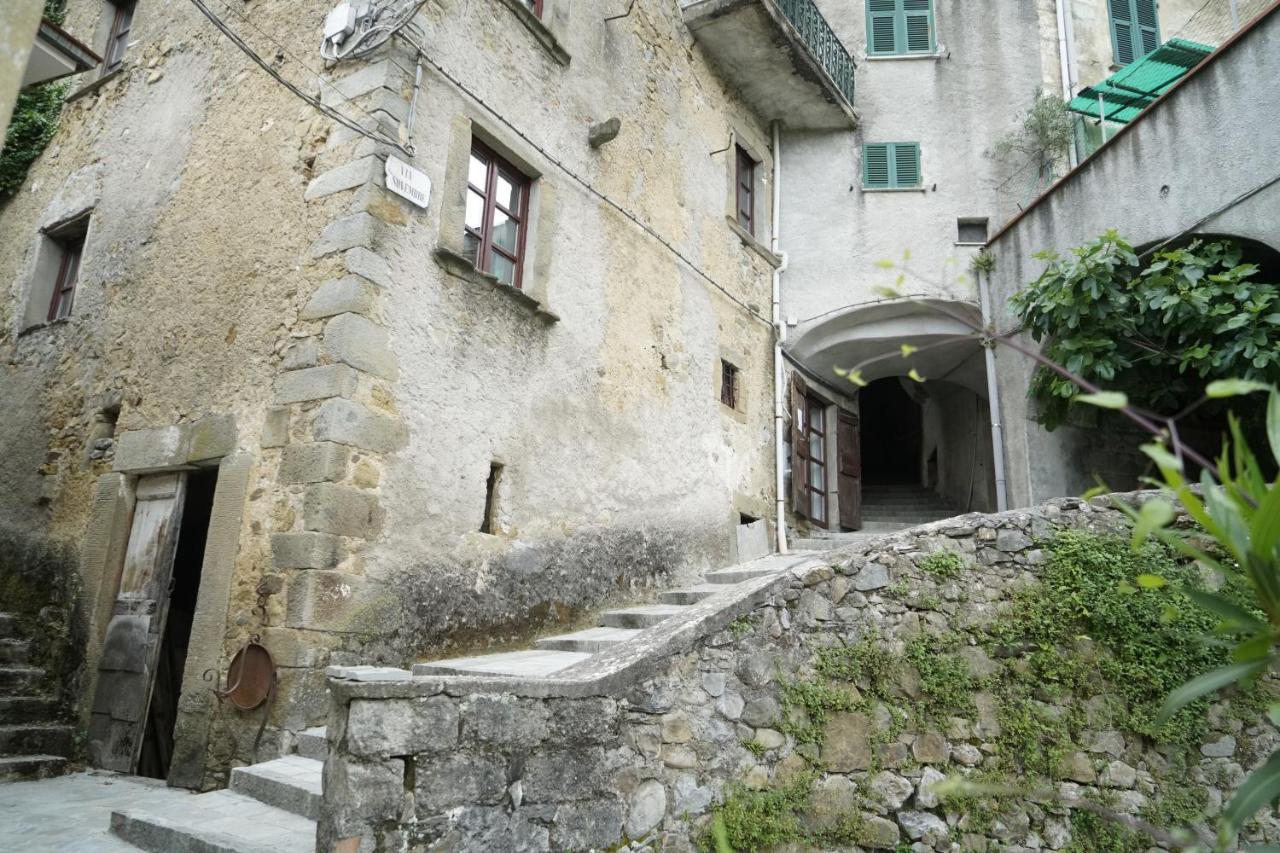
[772,0,856,106]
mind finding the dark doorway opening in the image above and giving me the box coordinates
[136,468,216,780]
[859,378,923,486]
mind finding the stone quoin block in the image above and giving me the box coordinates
[303,156,381,202]
[303,482,381,538]
[274,364,360,405]
[284,570,369,631]
[279,442,350,484]
[186,414,237,462]
[347,696,459,758]
[282,337,320,371]
[322,313,398,380]
[313,398,407,453]
[320,59,407,107]
[311,212,378,258]
[271,531,345,570]
[301,277,378,320]
[345,247,392,288]
[261,407,290,448]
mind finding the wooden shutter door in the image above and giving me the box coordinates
[866,0,899,54]
[894,144,921,188]
[1135,0,1160,56]
[838,412,862,530]
[864,144,891,188]
[88,472,188,773]
[903,0,934,53]
[789,374,809,518]
[1110,0,1136,64]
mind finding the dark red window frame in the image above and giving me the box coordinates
[735,145,756,236]
[804,396,828,528]
[523,0,544,17]
[45,223,87,323]
[720,360,739,409]
[103,0,136,76]
[464,140,531,290]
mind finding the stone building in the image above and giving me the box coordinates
[0,0,1274,828]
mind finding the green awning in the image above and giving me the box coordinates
[1067,38,1216,124]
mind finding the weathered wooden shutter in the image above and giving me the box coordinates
[789,374,809,518]
[88,473,187,773]
[903,0,934,53]
[837,411,862,531]
[1110,0,1136,65]
[863,144,891,188]
[893,143,921,187]
[866,0,899,55]
[1134,0,1160,57]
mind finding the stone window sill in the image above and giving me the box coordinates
[864,51,945,62]
[434,246,560,323]
[67,66,124,103]
[862,186,927,194]
[496,0,571,67]
[954,241,986,247]
[725,217,783,269]
[17,316,73,338]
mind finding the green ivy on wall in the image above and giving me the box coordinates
[1,0,71,202]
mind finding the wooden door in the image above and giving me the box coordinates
[789,374,809,518]
[88,472,187,773]
[837,411,862,531]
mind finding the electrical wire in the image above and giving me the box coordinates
[187,0,410,155]
[394,32,773,328]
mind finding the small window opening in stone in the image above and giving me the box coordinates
[957,217,989,244]
[739,513,759,525]
[720,360,739,409]
[87,403,120,463]
[480,462,503,534]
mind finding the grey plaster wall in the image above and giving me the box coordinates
[985,6,1280,507]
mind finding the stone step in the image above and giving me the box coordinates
[598,604,689,629]
[0,723,73,757]
[860,512,956,523]
[0,754,66,783]
[413,649,592,678]
[295,726,328,762]
[0,639,29,665]
[111,789,315,853]
[0,666,44,692]
[658,584,726,605]
[0,614,14,639]
[534,626,641,653]
[704,565,786,585]
[791,535,884,551]
[0,696,58,725]
[230,755,323,820]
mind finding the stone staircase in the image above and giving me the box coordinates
[791,484,962,551]
[104,553,808,851]
[0,611,74,783]
[110,727,326,852]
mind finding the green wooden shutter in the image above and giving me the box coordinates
[902,0,935,53]
[893,143,921,187]
[867,0,899,55]
[863,144,891,188]
[1110,0,1160,65]
[864,143,921,189]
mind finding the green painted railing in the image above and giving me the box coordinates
[772,0,856,106]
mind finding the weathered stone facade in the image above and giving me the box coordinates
[322,494,1280,851]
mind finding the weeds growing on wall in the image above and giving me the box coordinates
[1,0,70,201]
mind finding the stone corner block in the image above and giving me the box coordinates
[113,425,191,472]
[274,364,360,405]
[322,313,398,380]
[261,407,291,449]
[311,212,378,258]
[321,58,406,107]
[344,247,392,288]
[304,156,381,202]
[300,277,377,320]
[313,398,407,453]
[285,570,372,632]
[303,482,382,538]
[271,531,345,570]
[280,442,351,485]
[187,413,237,462]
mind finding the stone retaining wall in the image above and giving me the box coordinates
[319,495,1280,851]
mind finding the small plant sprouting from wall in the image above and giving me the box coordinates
[991,88,1075,187]
[916,550,965,579]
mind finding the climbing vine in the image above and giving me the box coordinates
[1,1,71,202]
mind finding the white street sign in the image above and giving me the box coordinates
[385,155,431,209]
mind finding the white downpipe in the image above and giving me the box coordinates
[977,268,1009,512]
[1055,0,1079,168]
[770,120,789,555]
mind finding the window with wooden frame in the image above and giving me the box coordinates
[1109,0,1159,66]
[102,0,136,76]
[720,360,740,409]
[521,0,544,18]
[735,145,757,236]
[464,141,532,289]
[44,215,89,322]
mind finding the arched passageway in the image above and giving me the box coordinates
[786,299,997,533]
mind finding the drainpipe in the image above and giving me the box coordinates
[977,267,1009,512]
[770,120,790,554]
[1055,0,1079,167]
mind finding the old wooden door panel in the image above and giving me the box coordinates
[838,411,862,530]
[789,374,808,517]
[88,472,187,773]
